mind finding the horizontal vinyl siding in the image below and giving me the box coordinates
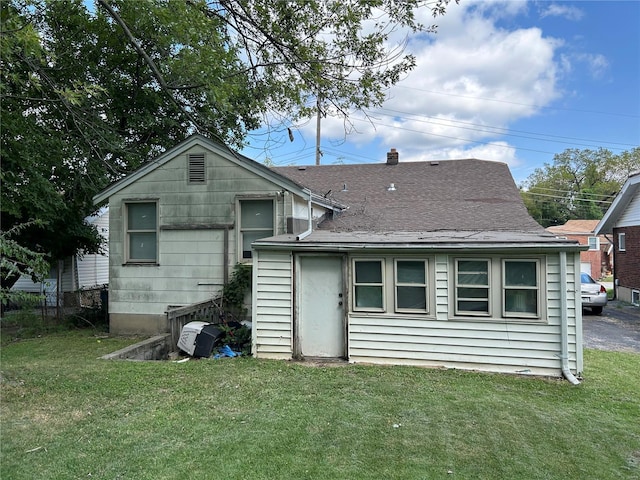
[617,193,640,227]
[77,208,110,288]
[349,317,568,374]
[77,254,109,288]
[348,252,580,377]
[109,229,225,316]
[253,250,293,358]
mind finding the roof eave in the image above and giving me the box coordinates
[595,173,640,235]
[254,239,586,252]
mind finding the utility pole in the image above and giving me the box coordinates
[315,96,322,165]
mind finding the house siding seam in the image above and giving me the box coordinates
[253,251,293,358]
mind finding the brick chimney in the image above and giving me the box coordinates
[387,148,399,165]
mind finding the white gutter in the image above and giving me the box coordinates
[296,189,313,241]
[559,251,581,385]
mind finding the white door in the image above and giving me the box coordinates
[298,256,345,358]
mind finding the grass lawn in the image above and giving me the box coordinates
[1,331,639,480]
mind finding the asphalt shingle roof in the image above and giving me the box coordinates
[547,220,600,235]
[273,159,547,234]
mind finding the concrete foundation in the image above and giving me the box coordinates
[100,334,171,361]
[109,313,169,335]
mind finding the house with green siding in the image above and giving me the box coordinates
[94,135,586,381]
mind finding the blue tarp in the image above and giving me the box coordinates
[213,344,242,359]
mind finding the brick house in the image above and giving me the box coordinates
[547,220,612,279]
[595,172,640,305]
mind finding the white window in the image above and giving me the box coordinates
[455,259,490,316]
[588,236,599,251]
[239,199,274,260]
[125,201,157,263]
[619,233,626,251]
[503,259,539,317]
[452,257,544,321]
[353,259,385,311]
[395,259,428,313]
[188,153,206,184]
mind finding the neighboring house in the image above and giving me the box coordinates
[595,172,640,305]
[94,136,585,381]
[546,220,612,278]
[10,207,110,306]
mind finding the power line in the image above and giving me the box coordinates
[348,117,560,155]
[373,108,638,149]
[521,191,613,205]
[524,186,616,199]
[393,85,640,120]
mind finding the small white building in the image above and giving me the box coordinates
[11,207,109,306]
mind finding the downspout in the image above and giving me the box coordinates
[296,189,313,241]
[559,251,581,385]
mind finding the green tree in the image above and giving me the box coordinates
[521,147,640,227]
[1,0,455,289]
[0,222,50,305]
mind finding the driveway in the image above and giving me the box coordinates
[582,300,640,353]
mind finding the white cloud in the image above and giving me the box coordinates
[344,1,563,162]
[576,53,610,80]
[260,0,610,172]
[539,3,584,21]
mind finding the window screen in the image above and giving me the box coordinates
[239,199,274,259]
[127,202,157,262]
[456,259,489,314]
[503,260,538,316]
[354,260,384,310]
[395,260,427,311]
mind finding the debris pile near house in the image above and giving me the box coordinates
[177,321,221,357]
[177,320,250,359]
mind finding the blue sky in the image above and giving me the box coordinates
[241,0,640,185]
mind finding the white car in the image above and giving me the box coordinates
[581,273,608,315]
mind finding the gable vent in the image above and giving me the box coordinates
[188,153,206,183]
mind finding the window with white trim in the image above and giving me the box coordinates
[353,259,385,311]
[619,233,626,251]
[238,199,274,260]
[395,259,428,312]
[588,236,599,251]
[503,259,539,317]
[455,259,490,316]
[125,201,158,263]
[452,257,544,321]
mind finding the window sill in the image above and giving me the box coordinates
[450,315,547,324]
[349,311,436,320]
[122,262,160,266]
